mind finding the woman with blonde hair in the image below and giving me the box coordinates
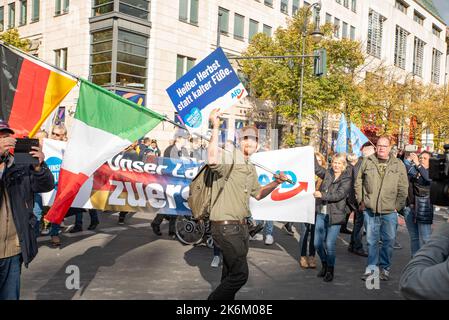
[313,153,352,282]
[298,152,327,269]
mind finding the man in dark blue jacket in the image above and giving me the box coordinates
[0,120,54,300]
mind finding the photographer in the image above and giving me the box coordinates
[399,222,449,299]
[0,120,54,300]
[403,151,433,257]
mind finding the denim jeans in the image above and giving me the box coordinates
[349,209,365,251]
[363,209,398,273]
[298,222,315,257]
[313,213,341,267]
[256,220,273,236]
[50,224,60,236]
[208,223,249,300]
[403,206,432,257]
[0,254,22,300]
[75,209,99,228]
[33,194,44,237]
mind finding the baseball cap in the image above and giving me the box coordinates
[237,125,259,141]
[0,120,15,134]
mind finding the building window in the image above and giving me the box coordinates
[351,0,356,13]
[263,24,272,37]
[367,9,385,58]
[395,0,408,14]
[412,37,425,77]
[334,17,340,38]
[19,1,27,26]
[350,25,355,40]
[119,0,150,20]
[55,48,68,70]
[0,7,4,32]
[325,13,332,24]
[413,11,424,26]
[432,24,441,37]
[233,13,244,40]
[32,0,39,22]
[179,0,198,25]
[117,29,148,88]
[343,0,349,8]
[55,0,69,15]
[431,48,442,84]
[264,0,273,8]
[176,55,196,80]
[394,26,409,69]
[219,7,229,34]
[93,0,113,16]
[249,19,259,41]
[8,3,15,29]
[280,0,288,14]
[91,29,113,86]
[292,0,299,15]
[342,22,348,38]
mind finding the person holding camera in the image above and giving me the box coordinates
[403,151,433,257]
[0,120,54,300]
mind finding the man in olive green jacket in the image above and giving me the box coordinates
[355,136,409,281]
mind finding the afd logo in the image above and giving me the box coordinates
[231,88,245,99]
[259,170,308,201]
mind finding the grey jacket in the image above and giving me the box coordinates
[399,223,449,299]
[355,155,409,214]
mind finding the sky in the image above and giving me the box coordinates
[433,0,449,25]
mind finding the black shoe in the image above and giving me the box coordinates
[340,227,352,234]
[283,223,294,236]
[353,248,368,257]
[118,217,125,225]
[348,245,354,253]
[87,222,99,230]
[249,223,264,238]
[69,225,83,233]
[169,232,176,239]
[317,262,327,278]
[151,223,162,236]
[323,266,334,282]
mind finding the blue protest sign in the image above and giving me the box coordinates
[166,47,247,135]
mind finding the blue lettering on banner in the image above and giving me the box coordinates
[166,47,243,128]
[46,156,62,189]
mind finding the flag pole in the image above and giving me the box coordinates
[0,41,80,82]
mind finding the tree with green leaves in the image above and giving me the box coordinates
[0,28,30,51]
[239,8,365,147]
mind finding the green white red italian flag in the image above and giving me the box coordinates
[45,80,164,224]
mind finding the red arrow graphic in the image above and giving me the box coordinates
[270,182,308,201]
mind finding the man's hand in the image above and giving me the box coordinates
[0,137,16,156]
[313,191,322,198]
[209,108,222,129]
[30,146,45,171]
[273,172,288,184]
[410,153,420,166]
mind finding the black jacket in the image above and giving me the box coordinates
[315,159,352,225]
[1,162,54,267]
[404,160,433,224]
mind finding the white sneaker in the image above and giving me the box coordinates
[265,234,274,245]
[250,233,263,241]
[211,255,220,268]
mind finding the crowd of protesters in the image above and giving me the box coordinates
[1,115,448,300]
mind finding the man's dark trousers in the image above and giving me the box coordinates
[208,223,249,300]
[350,209,365,251]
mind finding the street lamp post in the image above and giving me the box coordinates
[297,1,323,146]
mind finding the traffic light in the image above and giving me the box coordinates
[313,49,327,77]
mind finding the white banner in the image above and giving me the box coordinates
[249,147,316,224]
[41,138,93,208]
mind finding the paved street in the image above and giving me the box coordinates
[21,210,448,300]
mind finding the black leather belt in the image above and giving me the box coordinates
[211,220,246,225]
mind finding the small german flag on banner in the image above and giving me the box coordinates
[0,43,77,137]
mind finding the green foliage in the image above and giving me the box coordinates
[0,28,30,51]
